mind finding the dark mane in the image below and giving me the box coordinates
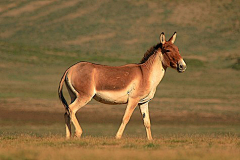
[140,43,162,64]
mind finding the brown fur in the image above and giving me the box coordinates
[58,32,186,140]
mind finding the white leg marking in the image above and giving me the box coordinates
[139,102,153,140]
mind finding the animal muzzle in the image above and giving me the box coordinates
[177,59,187,73]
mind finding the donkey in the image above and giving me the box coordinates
[58,32,186,140]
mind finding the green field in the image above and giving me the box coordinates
[0,0,240,159]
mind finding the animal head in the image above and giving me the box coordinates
[160,32,187,73]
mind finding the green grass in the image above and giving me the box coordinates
[231,57,240,70]
[184,59,205,68]
[0,132,239,160]
[1,124,240,138]
[0,123,240,159]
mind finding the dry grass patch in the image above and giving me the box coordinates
[0,135,239,160]
[1,1,53,17]
[53,1,105,23]
[66,32,116,45]
[28,0,79,20]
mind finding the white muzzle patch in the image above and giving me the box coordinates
[177,59,187,73]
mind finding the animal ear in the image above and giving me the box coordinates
[168,32,177,44]
[159,32,166,44]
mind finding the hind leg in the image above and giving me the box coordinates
[68,95,92,138]
[64,112,71,139]
[64,71,94,138]
[64,82,77,139]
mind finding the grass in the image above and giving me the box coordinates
[231,57,240,70]
[0,133,240,160]
[1,121,240,159]
[0,0,239,159]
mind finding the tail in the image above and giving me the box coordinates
[58,69,70,114]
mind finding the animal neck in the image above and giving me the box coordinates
[141,52,159,70]
[140,51,166,88]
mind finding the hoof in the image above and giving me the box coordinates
[115,135,122,139]
[74,133,82,138]
[148,138,153,141]
[66,136,71,140]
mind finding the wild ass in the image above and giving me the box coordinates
[58,32,187,140]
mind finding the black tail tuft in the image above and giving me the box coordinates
[59,90,70,114]
[58,69,70,114]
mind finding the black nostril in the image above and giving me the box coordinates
[179,64,183,69]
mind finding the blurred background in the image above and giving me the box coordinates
[0,0,239,137]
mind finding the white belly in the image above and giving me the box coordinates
[94,90,129,104]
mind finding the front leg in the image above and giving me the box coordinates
[116,98,139,139]
[139,102,153,140]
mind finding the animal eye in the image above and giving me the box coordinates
[166,50,170,52]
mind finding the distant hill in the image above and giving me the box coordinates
[0,0,239,66]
